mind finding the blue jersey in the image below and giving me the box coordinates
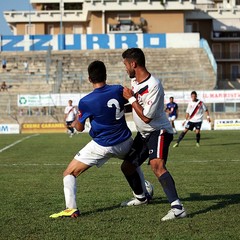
[166,102,178,117]
[78,84,131,146]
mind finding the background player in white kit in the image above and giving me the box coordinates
[120,48,186,221]
[64,100,77,137]
[173,91,211,148]
[50,60,147,218]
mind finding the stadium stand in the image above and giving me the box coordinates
[0,48,216,124]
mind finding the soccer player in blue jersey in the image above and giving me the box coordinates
[166,97,178,134]
[120,48,186,221]
[50,60,147,218]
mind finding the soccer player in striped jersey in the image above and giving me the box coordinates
[64,100,77,137]
[173,91,211,148]
[120,48,186,221]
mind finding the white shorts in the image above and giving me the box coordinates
[74,137,133,168]
[168,116,176,121]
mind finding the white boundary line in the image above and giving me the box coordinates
[0,134,39,153]
[0,159,240,167]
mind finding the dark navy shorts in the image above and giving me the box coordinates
[66,121,74,127]
[124,130,173,167]
[185,121,202,131]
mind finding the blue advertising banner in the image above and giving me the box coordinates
[0,33,166,52]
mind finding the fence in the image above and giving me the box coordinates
[1,90,239,122]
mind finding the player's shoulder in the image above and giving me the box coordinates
[105,84,124,96]
[149,75,163,87]
[148,75,164,93]
[108,84,123,91]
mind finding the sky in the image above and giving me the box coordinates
[0,0,32,35]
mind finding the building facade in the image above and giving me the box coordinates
[3,0,240,87]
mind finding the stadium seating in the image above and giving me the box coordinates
[0,48,216,123]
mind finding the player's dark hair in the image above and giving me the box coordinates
[88,60,107,83]
[122,48,145,67]
[170,97,174,100]
[191,91,197,96]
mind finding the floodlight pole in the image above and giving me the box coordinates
[29,3,31,35]
[60,0,63,35]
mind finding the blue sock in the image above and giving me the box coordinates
[158,171,179,204]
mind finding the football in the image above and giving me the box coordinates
[145,180,154,198]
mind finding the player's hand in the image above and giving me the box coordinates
[123,87,134,100]
[207,118,211,123]
[182,120,186,126]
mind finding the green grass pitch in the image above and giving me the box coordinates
[0,130,239,240]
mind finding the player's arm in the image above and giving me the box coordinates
[176,104,179,118]
[205,109,211,122]
[176,109,179,119]
[63,110,68,125]
[182,113,190,126]
[71,113,85,132]
[123,86,152,124]
[202,102,211,123]
[71,101,88,132]
[165,104,169,113]
[165,108,170,114]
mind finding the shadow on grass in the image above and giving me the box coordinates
[81,204,122,216]
[184,193,240,218]
[171,141,240,148]
[152,193,240,218]
[207,142,240,146]
[80,194,240,218]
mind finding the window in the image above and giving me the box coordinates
[42,3,59,10]
[212,43,222,59]
[185,21,199,33]
[217,64,222,80]
[65,3,82,10]
[237,103,240,111]
[225,103,235,112]
[117,14,131,21]
[25,24,35,35]
[215,103,224,112]
[73,25,83,34]
[47,25,54,35]
[231,64,240,81]
[230,43,239,59]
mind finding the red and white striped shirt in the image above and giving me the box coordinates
[186,100,208,123]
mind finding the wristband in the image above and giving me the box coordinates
[128,96,137,105]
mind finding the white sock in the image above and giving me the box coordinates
[63,175,77,209]
[134,193,146,199]
[136,166,147,194]
[171,199,181,207]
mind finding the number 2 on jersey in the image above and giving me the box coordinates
[107,99,124,120]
